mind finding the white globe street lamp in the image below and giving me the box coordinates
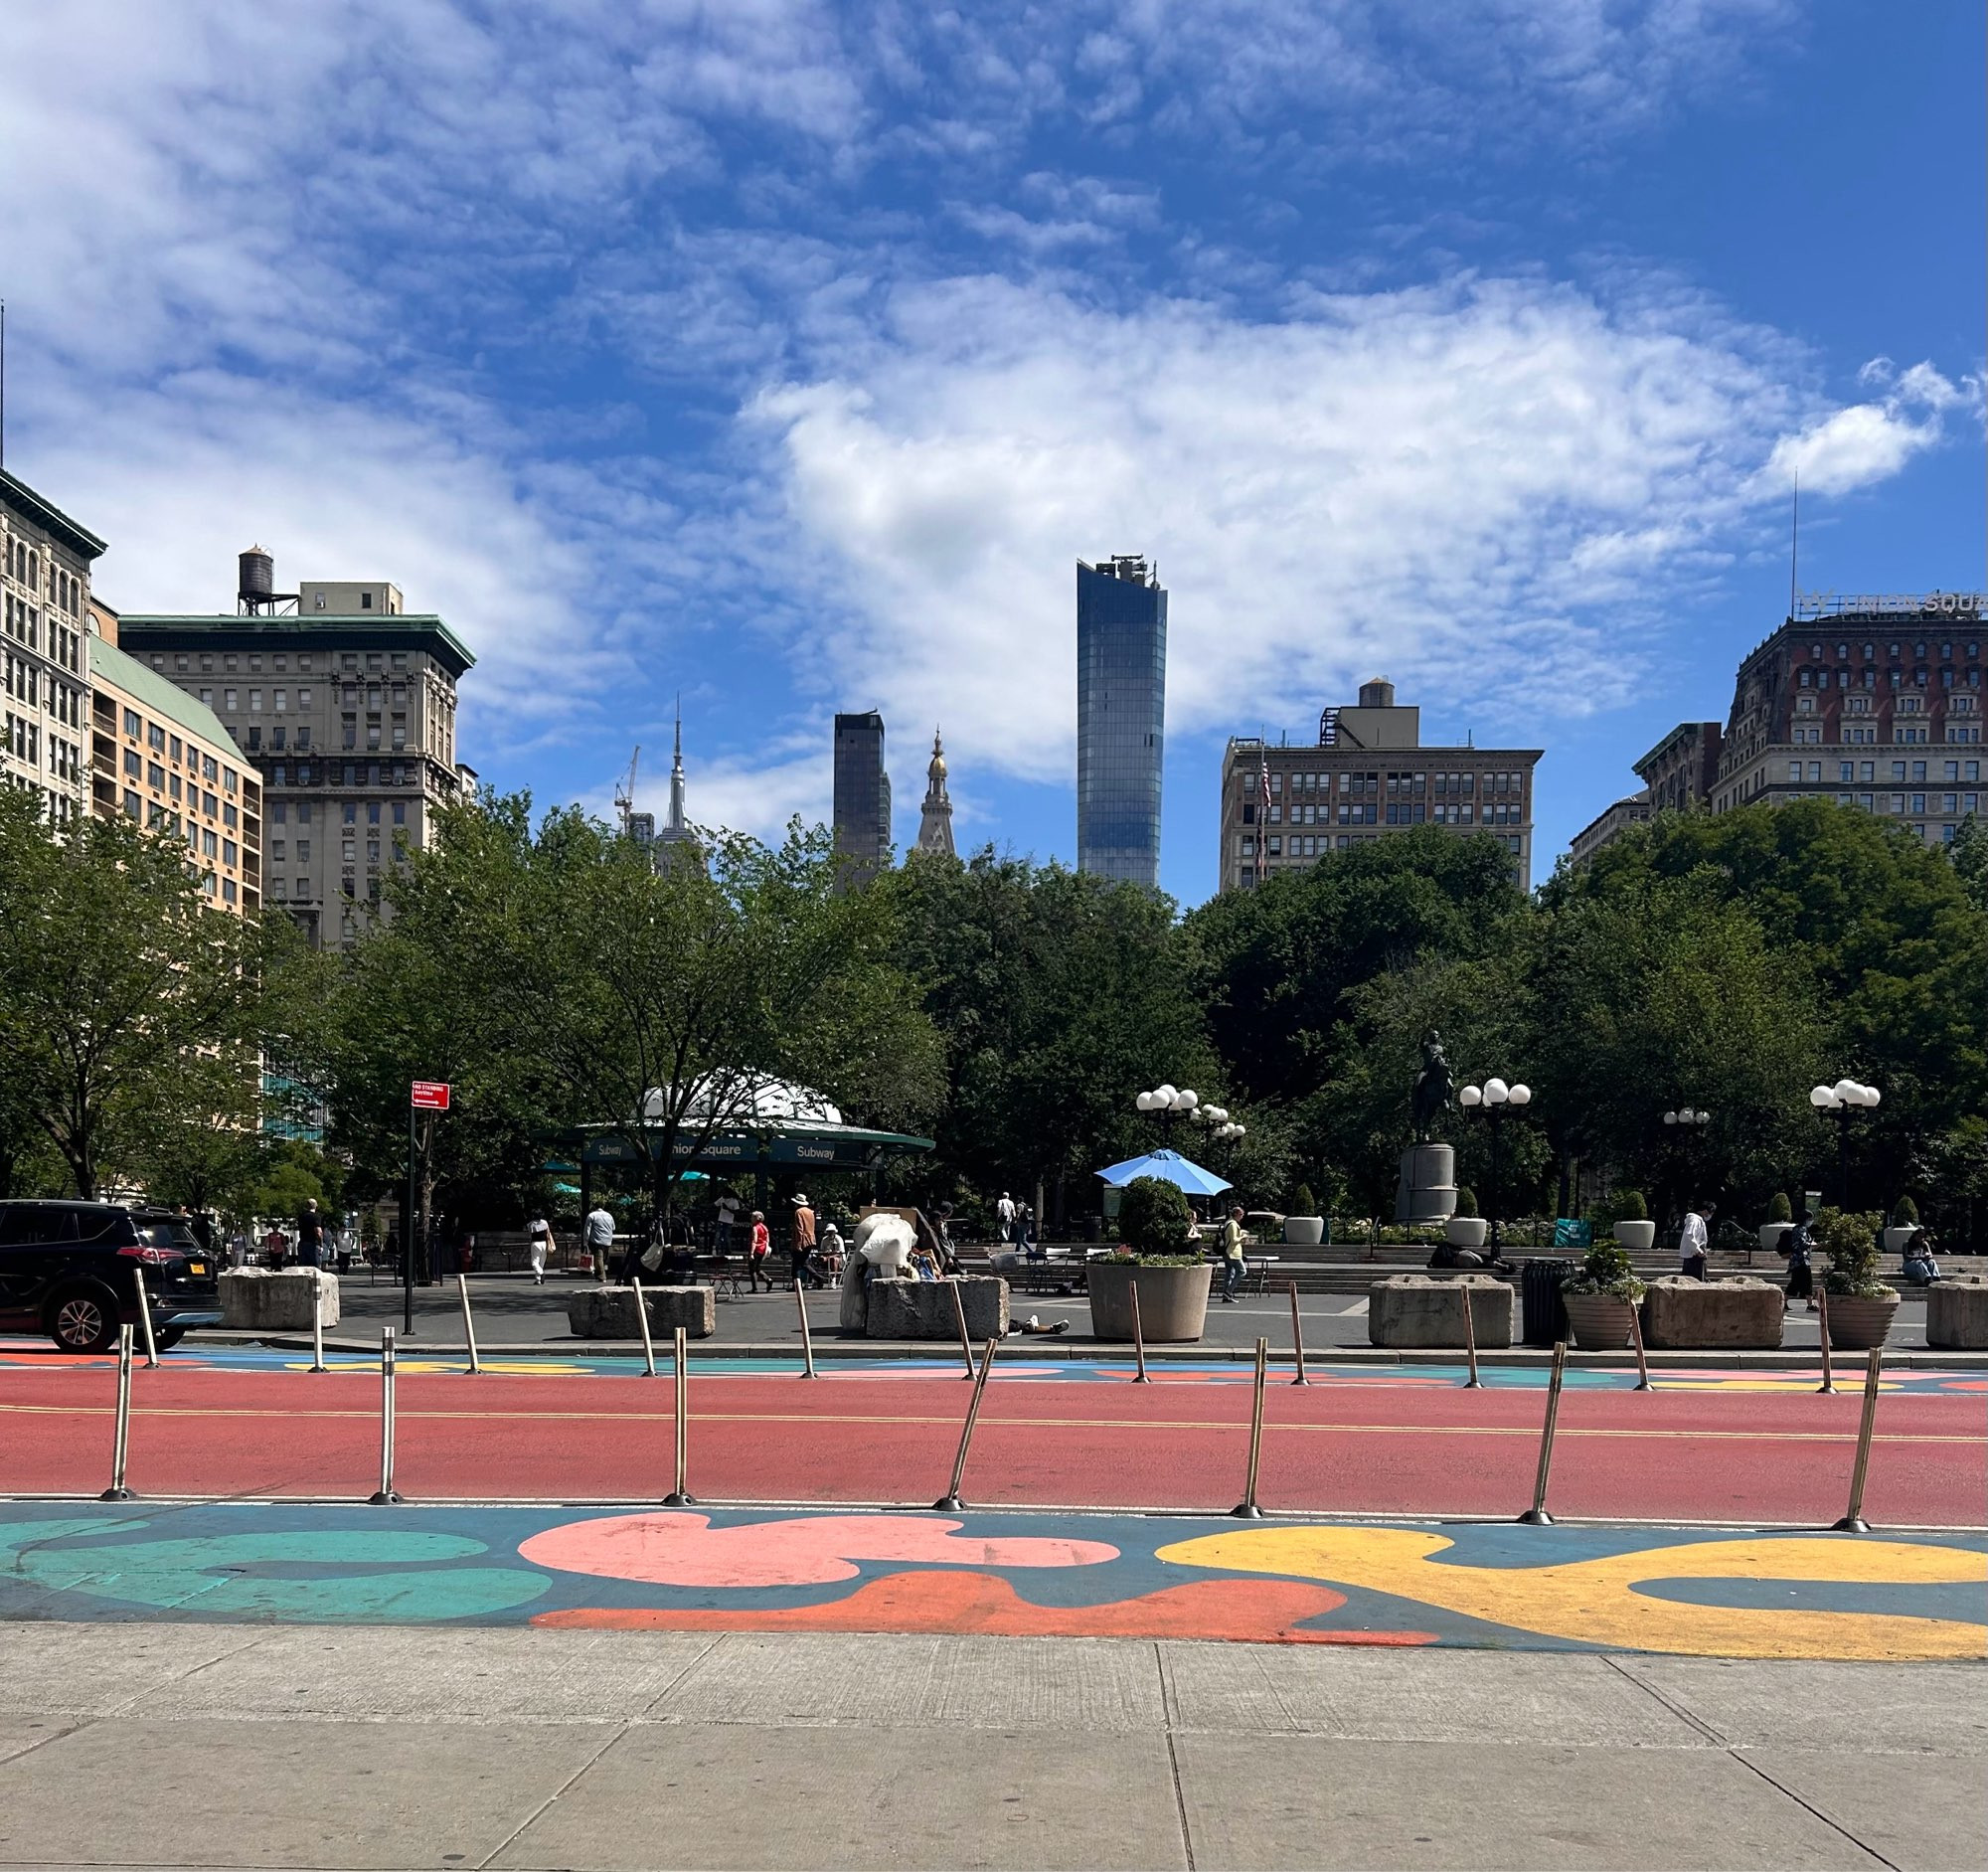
[1456,1077,1536,1254]
[1812,1076,1880,1204]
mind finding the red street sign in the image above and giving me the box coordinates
[411,1081,451,1110]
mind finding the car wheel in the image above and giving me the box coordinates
[47,1284,122,1355]
[152,1327,187,1351]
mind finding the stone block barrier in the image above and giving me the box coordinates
[1640,1276,1784,1350]
[1926,1275,1988,1350]
[1368,1275,1513,1349]
[866,1276,1009,1340]
[566,1285,716,1340]
[219,1269,340,1331]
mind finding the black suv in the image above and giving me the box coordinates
[0,1202,222,1353]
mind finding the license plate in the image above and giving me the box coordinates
[188,1262,208,1276]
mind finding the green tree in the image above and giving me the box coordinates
[881,849,1217,1219]
[1115,1175,1193,1254]
[0,788,281,1199]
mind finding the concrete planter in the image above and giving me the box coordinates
[1823,1291,1899,1350]
[1882,1226,1919,1255]
[1282,1216,1325,1247]
[566,1285,715,1340]
[1443,1217,1488,1251]
[1926,1276,1988,1350]
[866,1276,1008,1341]
[1612,1220,1656,1253]
[1086,1261,1213,1342]
[1758,1222,1794,1254]
[1369,1275,1513,1349]
[219,1269,339,1331]
[1640,1276,1784,1350]
[1562,1291,1635,1350]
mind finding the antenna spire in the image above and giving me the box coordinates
[1789,471,1799,618]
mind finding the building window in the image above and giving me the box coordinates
[122,708,140,738]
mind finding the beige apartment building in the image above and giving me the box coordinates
[85,601,260,915]
[1,468,98,827]
[116,549,475,947]
[1220,679,1544,892]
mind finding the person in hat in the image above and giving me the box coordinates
[789,1193,818,1291]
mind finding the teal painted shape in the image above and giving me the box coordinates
[10,1527,549,1622]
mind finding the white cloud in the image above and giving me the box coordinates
[1762,361,1980,497]
[750,273,1847,783]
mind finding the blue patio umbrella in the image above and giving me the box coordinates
[1095,1147,1233,1197]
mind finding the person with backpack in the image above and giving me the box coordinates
[1781,1217,1815,1309]
[526,1213,555,1285]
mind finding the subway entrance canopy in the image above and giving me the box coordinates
[551,1076,932,1180]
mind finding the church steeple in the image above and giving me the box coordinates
[916,727,955,857]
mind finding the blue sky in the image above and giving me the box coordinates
[3,0,1981,902]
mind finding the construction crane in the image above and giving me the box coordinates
[614,746,640,833]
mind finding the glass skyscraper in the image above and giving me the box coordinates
[1077,556,1167,887]
[832,709,892,889]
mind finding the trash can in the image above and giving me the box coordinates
[1522,1258,1574,1346]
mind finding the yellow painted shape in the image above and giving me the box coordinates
[1157,1527,1988,1661]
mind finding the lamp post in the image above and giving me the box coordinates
[1457,1079,1533,1256]
[1195,1109,1246,1185]
[1662,1106,1712,1229]
[1136,1084,1199,1143]
[1810,1079,1881,1208]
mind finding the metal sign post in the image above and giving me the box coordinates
[406,1082,450,1336]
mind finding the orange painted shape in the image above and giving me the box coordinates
[529,1568,1433,1643]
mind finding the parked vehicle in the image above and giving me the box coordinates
[0,1202,222,1353]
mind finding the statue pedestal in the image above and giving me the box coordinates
[1396,1143,1456,1224]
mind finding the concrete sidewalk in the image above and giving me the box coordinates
[0,1623,1979,1869]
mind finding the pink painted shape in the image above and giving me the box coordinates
[519,1512,1120,1589]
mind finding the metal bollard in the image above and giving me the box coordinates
[1816,1289,1836,1394]
[100,1326,137,1501]
[132,1273,159,1369]
[1128,1281,1151,1384]
[1232,1337,1269,1517]
[663,1326,695,1506]
[1627,1298,1653,1392]
[796,1282,818,1379]
[1460,1282,1483,1389]
[631,1276,658,1377]
[934,1336,1001,1511]
[456,1274,481,1375]
[369,1326,403,1504]
[1288,1281,1310,1387]
[1833,1346,1885,1533]
[1518,1340,1568,1525]
[308,1273,329,1373]
[950,1277,976,1379]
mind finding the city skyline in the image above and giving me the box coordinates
[0,3,1979,905]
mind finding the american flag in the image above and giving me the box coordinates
[1258,751,1272,824]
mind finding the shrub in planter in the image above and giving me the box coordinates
[1760,1190,1795,1253]
[1283,1181,1325,1247]
[1443,1185,1487,1251]
[1117,1176,1194,1256]
[1814,1207,1898,1349]
[1087,1251,1213,1341]
[1610,1189,1655,1254]
[1562,1239,1646,1349]
[1883,1195,1922,1255]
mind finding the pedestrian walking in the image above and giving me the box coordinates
[1782,1218,1815,1308]
[715,1190,741,1260]
[583,1201,615,1281]
[1219,1204,1247,1301]
[995,1191,1017,1243]
[228,1224,250,1270]
[790,1193,817,1290]
[526,1213,555,1284]
[261,1224,288,1271]
[295,1199,325,1270]
[1679,1203,1709,1281]
[746,1210,772,1291]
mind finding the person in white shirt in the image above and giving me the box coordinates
[995,1192,1017,1242]
[583,1204,616,1281]
[1679,1205,1710,1281]
[526,1214,555,1285]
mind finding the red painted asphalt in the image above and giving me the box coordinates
[3,1366,1981,1525]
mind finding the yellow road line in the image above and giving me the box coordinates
[0,1401,1977,1444]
